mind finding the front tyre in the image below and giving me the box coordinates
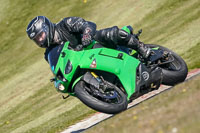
[145,44,188,86]
[74,81,128,114]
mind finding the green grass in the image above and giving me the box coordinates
[0,82,95,133]
[87,75,200,133]
[0,0,200,132]
[183,42,200,69]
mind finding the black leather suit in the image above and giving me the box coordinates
[44,17,96,61]
[44,17,140,62]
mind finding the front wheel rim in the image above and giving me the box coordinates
[83,82,124,104]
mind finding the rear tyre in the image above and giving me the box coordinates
[74,81,128,114]
[145,44,188,86]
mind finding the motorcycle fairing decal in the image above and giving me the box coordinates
[142,71,149,81]
[90,59,97,68]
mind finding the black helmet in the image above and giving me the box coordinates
[26,16,54,48]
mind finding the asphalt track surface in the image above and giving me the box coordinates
[62,69,200,133]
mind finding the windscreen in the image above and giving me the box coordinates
[48,44,64,71]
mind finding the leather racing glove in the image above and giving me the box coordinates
[82,28,93,47]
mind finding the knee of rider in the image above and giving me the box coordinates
[118,29,129,38]
[117,29,131,44]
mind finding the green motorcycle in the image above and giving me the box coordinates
[48,29,188,114]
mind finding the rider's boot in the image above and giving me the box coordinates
[94,26,152,59]
[126,35,152,58]
[117,29,152,59]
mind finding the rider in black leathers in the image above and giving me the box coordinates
[26,16,151,62]
[26,16,163,91]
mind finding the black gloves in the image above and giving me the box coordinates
[82,28,93,47]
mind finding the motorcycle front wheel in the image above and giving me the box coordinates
[74,81,128,114]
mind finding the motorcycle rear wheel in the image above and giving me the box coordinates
[74,81,128,114]
[145,44,188,86]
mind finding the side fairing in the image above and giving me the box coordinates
[79,48,140,99]
[54,42,140,99]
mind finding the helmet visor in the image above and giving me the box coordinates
[33,30,47,48]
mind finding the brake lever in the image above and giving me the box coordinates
[135,29,143,39]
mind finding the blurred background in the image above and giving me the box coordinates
[0,0,199,132]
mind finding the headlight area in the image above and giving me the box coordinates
[65,60,73,74]
[53,60,72,92]
[58,83,65,91]
[56,69,67,82]
[54,80,65,91]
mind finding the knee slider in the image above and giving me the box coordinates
[118,29,129,39]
